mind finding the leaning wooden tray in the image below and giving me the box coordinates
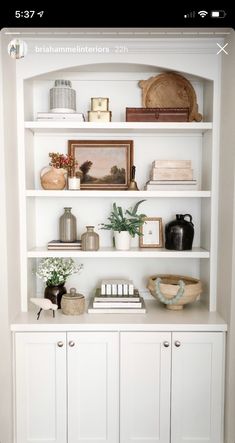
[139,73,202,122]
[147,274,202,310]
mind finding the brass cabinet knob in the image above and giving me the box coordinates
[57,341,64,347]
[174,340,181,347]
[69,341,75,347]
[163,341,170,348]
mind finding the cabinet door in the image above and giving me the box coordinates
[15,332,67,443]
[67,332,119,443]
[120,332,171,443]
[171,332,225,443]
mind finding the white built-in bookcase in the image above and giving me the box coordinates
[16,37,222,312]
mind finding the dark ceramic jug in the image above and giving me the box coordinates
[165,214,194,250]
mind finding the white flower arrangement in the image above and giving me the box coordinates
[36,258,83,286]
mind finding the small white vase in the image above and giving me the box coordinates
[114,231,131,251]
[68,176,80,190]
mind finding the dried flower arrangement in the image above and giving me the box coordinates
[49,152,77,176]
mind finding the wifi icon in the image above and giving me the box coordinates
[198,10,208,18]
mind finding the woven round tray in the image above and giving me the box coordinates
[147,274,202,310]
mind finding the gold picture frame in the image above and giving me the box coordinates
[68,140,133,190]
[139,217,163,248]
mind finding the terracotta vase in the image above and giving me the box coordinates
[44,284,67,309]
[40,166,67,190]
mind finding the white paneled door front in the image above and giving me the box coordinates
[120,332,171,443]
[14,331,225,443]
[15,332,67,443]
[171,332,225,443]
[67,332,119,443]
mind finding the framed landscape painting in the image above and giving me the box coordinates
[68,140,133,190]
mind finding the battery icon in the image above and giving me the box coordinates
[211,10,226,18]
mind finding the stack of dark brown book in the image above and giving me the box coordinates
[47,240,82,250]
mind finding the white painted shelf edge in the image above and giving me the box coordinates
[27,247,210,258]
[24,121,213,133]
[10,300,227,332]
[26,190,211,198]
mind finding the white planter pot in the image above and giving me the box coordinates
[114,231,131,251]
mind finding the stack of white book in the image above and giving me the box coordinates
[145,160,198,190]
[37,112,85,121]
[88,279,146,313]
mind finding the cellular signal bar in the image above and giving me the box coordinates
[184,11,195,18]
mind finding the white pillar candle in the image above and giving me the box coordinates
[68,176,80,190]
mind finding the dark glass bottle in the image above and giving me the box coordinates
[165,214,194,250]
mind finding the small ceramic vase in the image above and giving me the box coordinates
[81,226,99,251]
[68,175,81,190]
[59,207,77,242]
[44,284,67,309]
[40,166,66,190]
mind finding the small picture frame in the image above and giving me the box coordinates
[139,217,163,248]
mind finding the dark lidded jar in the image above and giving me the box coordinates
[165,214,194,251]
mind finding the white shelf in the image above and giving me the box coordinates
[26,190,211,198]
[11,300,227,332]
[25,121,213,134]
[27,247,210,258]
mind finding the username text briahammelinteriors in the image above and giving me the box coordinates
[35,45,110,54]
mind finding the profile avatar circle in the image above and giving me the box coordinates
[8,39,27,59]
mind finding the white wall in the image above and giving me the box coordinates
[0,33,12,443]
[2,33,20,321]
[0,31,20,443]
[217,30,235,443]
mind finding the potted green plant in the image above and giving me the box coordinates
[36,258,83,308]
[100,200,146,250]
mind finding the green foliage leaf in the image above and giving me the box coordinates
[99,200,146,237]
[129,199,146,216]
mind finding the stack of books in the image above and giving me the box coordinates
[47,240,82,250]
[88,280,146,313]
[145,160,198,190]
[37,112,85,121]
